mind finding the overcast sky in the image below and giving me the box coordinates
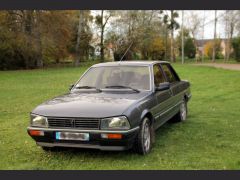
[177,10,226,39]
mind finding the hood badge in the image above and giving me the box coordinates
[70,119,75,127]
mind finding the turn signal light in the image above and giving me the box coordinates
[101,133,122,139]
[29,130,44,136]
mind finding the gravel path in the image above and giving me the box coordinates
[194,63,240,71]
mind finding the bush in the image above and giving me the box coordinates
[148,37,165,60]
[231,37,240,62]
[184,38,196,59]
[204,39,222,59]
[0,31,39,70]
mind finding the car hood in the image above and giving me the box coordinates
[32,91,150,118]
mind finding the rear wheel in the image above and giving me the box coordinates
[172,99,188,122]
[180,100,187,121]
[135,117,153,155]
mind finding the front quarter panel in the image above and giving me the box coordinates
[122,93,156,128]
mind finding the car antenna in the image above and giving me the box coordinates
[120,41,133,61]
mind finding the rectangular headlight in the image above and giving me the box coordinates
[30,114,48,127]
[101,116,130,130]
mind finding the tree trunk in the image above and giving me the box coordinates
[100,10,104,62]
[75,10,84,66]
[192,38,198,62]
[227,22,234,61]
[170,10,175,62]
[201,11,205,62]
[212,10,217,62]
[164,26,168,60]
[35,11,43,68]
[24,10,33,35]
[24,10,34,69]
[224,11,228,62]
[181,10,184,64]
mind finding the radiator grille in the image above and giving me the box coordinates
[47,117,100,129]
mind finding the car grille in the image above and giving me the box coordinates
[47,117,100,129]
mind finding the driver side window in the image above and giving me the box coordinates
[153,64,165,87]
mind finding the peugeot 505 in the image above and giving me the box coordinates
[27,61,191,155]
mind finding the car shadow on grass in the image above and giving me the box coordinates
[44,144,136,157]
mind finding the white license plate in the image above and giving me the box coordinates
[56,132,89,141]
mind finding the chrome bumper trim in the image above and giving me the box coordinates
[37,142,127,151]
[27,126,140,134]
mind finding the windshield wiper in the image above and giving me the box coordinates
[105,85,140,93]
[75,86,102,92]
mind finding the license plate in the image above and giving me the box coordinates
[56,132,89,141]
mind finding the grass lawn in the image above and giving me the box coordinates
[0,64,240,170]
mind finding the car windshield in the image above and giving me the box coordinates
[74,66,151,91]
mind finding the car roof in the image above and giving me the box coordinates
[91,61,170,67]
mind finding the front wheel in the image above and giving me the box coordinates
[135,117,153,155]
[41,146,55,151]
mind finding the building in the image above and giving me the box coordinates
[195,39,228,56]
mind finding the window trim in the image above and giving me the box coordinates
[72,65,153,92]
[166,64,181,81]
[160,63,180,84]
[153,63,166,88]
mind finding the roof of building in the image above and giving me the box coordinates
[196,38,227,47]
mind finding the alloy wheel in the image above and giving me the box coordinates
[143,122,151,152]
[180,101,187,121]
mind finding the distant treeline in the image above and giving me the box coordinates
[0,10,240,70]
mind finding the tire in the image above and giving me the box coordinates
[172,99,188,122]
[135,117,153,155]
[41,146,55,151]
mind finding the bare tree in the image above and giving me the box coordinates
[181,10,184,64]
[170,11,174,62]
[201,11,206,62]
[96,10,112,62]
[224,10,239,61]
[163,10,179,62]
[75,10,84,66]
[164,25,168,60]
[212,10,217,62]
[23,10,34,68]
[35,11,43,68]
[187,11,202,62]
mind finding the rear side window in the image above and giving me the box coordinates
[153,64,165,86]
[161,64,179,83]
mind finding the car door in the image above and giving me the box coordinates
[160,63,182,118]
[152,63,173,129]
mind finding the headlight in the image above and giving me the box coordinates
[31,114,48,127]
[101,116,130,130]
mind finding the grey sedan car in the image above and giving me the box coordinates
[27,61,191,155]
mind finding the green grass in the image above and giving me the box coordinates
[175,57,240,64]
[0,64,240,170]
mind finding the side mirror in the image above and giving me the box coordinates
[69,84,74,91]
[155,82,170,91]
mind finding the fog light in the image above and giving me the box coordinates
[101,133,122,139]
[29,130,44,136]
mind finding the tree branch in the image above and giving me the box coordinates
[103,14,111,29]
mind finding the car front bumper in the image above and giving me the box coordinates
[27,126,140,151]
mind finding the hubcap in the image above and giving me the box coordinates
[180,102,187,121]
[143,122,151,152]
